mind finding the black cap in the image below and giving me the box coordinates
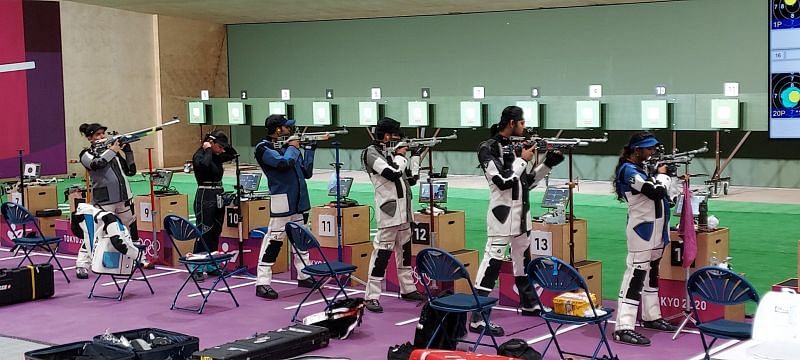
[375,117,402,139]
[205,130,230,148]
[265,114,296,135]
[80,123,107,138]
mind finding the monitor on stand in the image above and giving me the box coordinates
[239,172,265,199]
[419,181,448,213]
[328,177,357,206]
[540,186,569,224]
[674,194,704,216]
[152,170,177,195]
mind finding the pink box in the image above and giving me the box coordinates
[0,218,17,248]
[499,260,568,309]
[385,254,457,295]
[140,231,171,266]
[218,235,261,274]
[54,218,82,255]
[657,278,729,326]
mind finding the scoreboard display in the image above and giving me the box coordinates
[770,0,800,138]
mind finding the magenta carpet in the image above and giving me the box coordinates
[0,247,738,359]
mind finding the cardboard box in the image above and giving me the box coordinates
[134,194,189,232]
[291,242,373,288]
[500,259,603,308]
[411,211,465,254]
[386,249,479,295]
[660,228,729,281]
[218,234,288,274]
[310,205,370,248]
[221,199,270,239]
[10,185,58,214]
[658,278,745,326]
[37,216,58,238]
[531,219,587,263]
[168,234,197,268]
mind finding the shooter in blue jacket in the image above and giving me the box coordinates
[253,114,316,299]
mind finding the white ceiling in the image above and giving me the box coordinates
[66,0,682,24]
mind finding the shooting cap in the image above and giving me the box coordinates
[79,123,107,138]
[265,114,296,134]
[628,131,660,149]
[375,117,402,139]
[205,130,230,148]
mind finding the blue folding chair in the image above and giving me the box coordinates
[163,215,239,314]
[415,248,499,352]
[284,222,356,323]
[527,257,617,360]
[88,242,154,301]
[1,202,69,283]
[687,266,759,360]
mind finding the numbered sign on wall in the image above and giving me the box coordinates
[312,101,332,126]
[359,101,378,126]
[317,214,336,237]
[529,230,553,257]
[408,101,429,127]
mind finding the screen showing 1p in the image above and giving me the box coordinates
[240,173,262,192]
[327,177,353,197]
[770,0,800,138]
[419,182,447,203]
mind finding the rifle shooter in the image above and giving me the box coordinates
[91,118,180,153]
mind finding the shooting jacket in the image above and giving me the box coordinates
[80,148,136,205]
[615,161,672,251]
[362,142,420,229]
[478,135,551,237]
[255,138,315,217]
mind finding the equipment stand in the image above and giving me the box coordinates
[332,141,343,263]
[146,148,158,263]
[566,146,576,266]
[668,163,697,340]
[228,154,249,277]
[18,150,25,206]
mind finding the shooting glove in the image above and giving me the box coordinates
[303,142,317,151]
[544,151,565,168]
[121,143,133,153]
[410,146,424,157]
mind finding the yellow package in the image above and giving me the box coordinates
[552,292,598,317]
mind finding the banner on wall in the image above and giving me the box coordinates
[0,0,66,178]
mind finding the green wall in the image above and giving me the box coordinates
[223,0,800,187]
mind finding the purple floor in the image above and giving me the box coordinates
[0,248,738,360]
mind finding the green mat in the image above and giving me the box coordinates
[51,174,800,306]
